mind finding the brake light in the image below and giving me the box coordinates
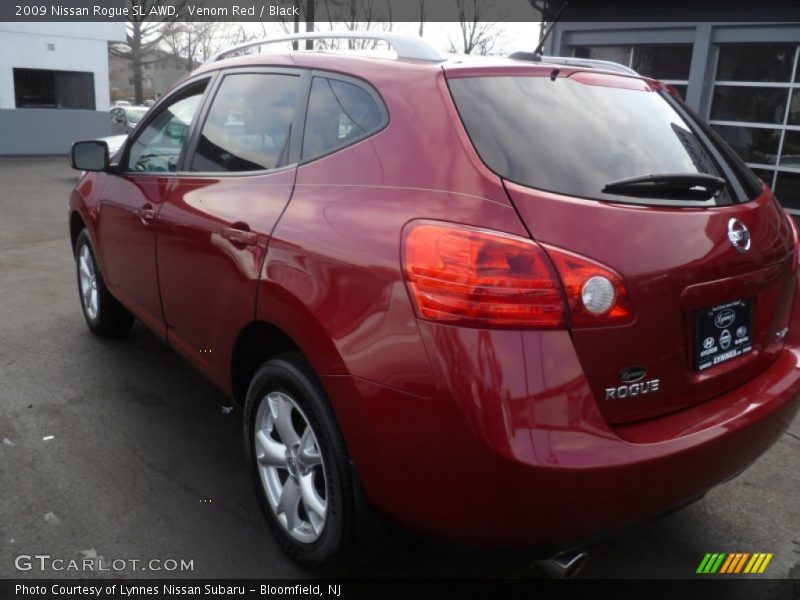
[402,221,634,329]
[403,222,565,328]
[544,245,634,326]
[786,210,799,269]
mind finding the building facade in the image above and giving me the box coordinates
[108,50,194,104]
[546,22,800,213]
[0,22,125,155]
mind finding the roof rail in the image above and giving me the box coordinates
[207,32,444,64]
[509,52,639,76]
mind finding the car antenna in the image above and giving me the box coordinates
[533,1,568,60]
[509,1,569,62]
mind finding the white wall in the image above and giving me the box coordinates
[0,22,126,111]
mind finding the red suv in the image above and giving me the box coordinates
[69,33,800,568]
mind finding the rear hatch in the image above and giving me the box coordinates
[446,64,797,424]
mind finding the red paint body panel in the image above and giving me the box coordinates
[68,52,800,550]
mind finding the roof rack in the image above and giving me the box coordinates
[207,32,444,64]
[509,52,639,76]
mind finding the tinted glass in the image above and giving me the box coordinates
[716,44,795,82]
[573,46,632,68]
[13,68,95,109]
[191,73,300,172]
[774,171,800,210]
[448,75,725,204]
[710,86,788,124]
[573,45,692,80]
[301,77,386,161]
[711,124,781,165]
[671,84,688,100]
[780,131,800,167]
[789,90,800,125]
[750,168,774,186]
[127,83,206,172]
[632,45,692,80]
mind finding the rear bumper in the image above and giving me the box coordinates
[325,319,800,547]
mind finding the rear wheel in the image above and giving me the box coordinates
[75,230,134,337]
[244,354,358,568]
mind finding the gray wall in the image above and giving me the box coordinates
[0,109,111,155]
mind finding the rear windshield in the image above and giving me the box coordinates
[447,74,761,206]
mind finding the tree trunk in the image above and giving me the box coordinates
[132,24,144,104]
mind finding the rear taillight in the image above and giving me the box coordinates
[403,222,565,328]
[786,210,799,269]
[402,221,633,329]
[544,245,634,326]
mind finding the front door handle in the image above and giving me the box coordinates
[139,204,156,224]
[221,224,258,247]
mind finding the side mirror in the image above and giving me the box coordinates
[71,140,109,172]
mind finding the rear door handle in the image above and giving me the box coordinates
[221,225,258,247]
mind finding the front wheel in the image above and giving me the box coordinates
[244,354,358,569]
[74,229,134,337]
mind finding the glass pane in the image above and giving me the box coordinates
[749,168,774,186]
[670,84,688,100]
[710,86,788,124]
[710,124,781,165]
[13,68,94,109]
[789,90,800,125]
[448,76,729,204]
[716,44,795,82]
[192,73,300,172]
[780,131,800,167]
[632,45,692,80]
[572,45,632,68]
[128,84,207,172]
[774,171,800,210]
[302,78,386,161]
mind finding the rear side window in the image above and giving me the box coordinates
[301,77,386,161]
[448,75,756,205]
[191,73,300,172]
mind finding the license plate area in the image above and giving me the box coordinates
[695,299,753,371]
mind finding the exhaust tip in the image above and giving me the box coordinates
[534,549,588,579]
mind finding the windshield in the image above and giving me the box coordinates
[447,73,759,206]
[125,107,148,124]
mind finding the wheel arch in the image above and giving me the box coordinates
[69,210,87,256]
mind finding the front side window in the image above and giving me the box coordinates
[448,74,750,206]
[126,82,207,173]
[301,77,386,161]
[191,73,300,172]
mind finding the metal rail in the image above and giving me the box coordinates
[207,32,444,64]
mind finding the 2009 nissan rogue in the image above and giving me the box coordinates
[68,33,800,567]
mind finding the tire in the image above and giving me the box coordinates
[74,229,134,337]
[244,353,358,569]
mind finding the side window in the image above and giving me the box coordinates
[301,77,386,161]
[190,73,300,172]
[126,82,207,172]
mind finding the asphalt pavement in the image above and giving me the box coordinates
[0,157,798,582]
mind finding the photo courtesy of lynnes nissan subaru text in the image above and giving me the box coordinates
[67,32,800,569]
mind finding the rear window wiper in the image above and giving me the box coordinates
[602,172,726,201]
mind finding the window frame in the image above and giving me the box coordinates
[118,73,218,177]
[13,67,96,110]
[570,44,692,98]
[706,43,800,213]
[181,66,311,177]
[297,69,390,166]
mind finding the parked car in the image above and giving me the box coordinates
[68,33,800,570]
[110,106,149,135]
